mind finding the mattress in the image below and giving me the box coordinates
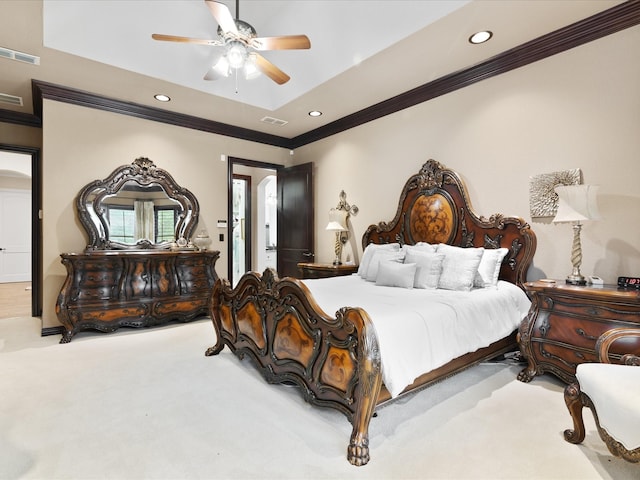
[301,275,531,397]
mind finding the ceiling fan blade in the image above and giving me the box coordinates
[251,35,311,51]
[152,33,222,46]
[205,0,238,35]
[254,54,290,85]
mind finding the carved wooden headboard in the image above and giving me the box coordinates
[362,160,537,288]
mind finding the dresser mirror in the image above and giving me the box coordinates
[76,157,199,250]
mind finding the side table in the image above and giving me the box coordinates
[517,280,640,384]
[297,262,358,280]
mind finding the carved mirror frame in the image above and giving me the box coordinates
[76,157,199,250]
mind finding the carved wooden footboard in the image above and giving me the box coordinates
[206,268,383,466]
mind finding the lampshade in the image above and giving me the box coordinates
[326,208,348,230]
[326,221,347,232]
[553,185,601,223]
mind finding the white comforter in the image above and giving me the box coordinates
[301,275,531,398]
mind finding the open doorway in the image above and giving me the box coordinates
[231,174,251,286]
[229,157,280,286]
[0,144,41,318]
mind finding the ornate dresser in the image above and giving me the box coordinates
[56,250,218,343]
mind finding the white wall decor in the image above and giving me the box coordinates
[529,168,582,218]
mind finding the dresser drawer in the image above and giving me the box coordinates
[72,286,119,302]
[77,269,122,288]
[69,305,148,324]
[536,312,635,351]
[529,340,598,382]
[547,294,640,321]
[155,297,209,315]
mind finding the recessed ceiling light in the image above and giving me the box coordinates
[154,94,171,102]
[308,110,322,117]
[469,31,493,44]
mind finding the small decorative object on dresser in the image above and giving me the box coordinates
[518,280,640,384]
[297,262,358,279]
[193,230,213,251]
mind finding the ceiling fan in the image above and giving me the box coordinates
[152,0,311,85]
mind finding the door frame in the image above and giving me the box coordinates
[227,157,282,282]
[0,143,42,316]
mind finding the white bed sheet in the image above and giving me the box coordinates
[301,275,531,397]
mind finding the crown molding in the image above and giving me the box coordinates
[0,108,41,128]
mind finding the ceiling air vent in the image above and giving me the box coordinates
[0,93,23,107]
[0,46,40,65]
[260,116,288,127]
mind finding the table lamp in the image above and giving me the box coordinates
[553,184,601,285]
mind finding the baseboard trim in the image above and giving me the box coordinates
[42,326,63,337]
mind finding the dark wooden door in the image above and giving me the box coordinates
[277,162,314,278]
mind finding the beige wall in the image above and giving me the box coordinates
[39,23,639,327]
[294,25,640,284]
[42,101,289,327]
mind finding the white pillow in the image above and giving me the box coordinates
[436,244,485,291]
[365,250,405,282]
[402,243,437,255]
[474,248,509,288]
[375,261,417,289]
[404,251,445,289]
[358,243,400,277]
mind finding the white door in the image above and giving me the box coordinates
[0,189,31,283]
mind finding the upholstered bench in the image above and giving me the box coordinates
[563,327,640,463]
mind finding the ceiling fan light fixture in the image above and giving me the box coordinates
[226,40,248,69]
[212,56,230,77]
[244,54,260,80]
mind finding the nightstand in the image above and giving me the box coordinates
[297,262,358,279]
[517,280,640,384]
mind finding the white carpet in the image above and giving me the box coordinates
[0,316,637,479]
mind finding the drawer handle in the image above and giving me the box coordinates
[576,328,598,341]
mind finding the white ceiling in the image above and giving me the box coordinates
[42,0,469,111]
[1,1,624,138]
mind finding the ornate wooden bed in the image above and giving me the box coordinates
[206,159,536,466]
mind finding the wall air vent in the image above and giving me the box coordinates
[0,93,24,107]
[0,46,40,65]
[260,116,288,127]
